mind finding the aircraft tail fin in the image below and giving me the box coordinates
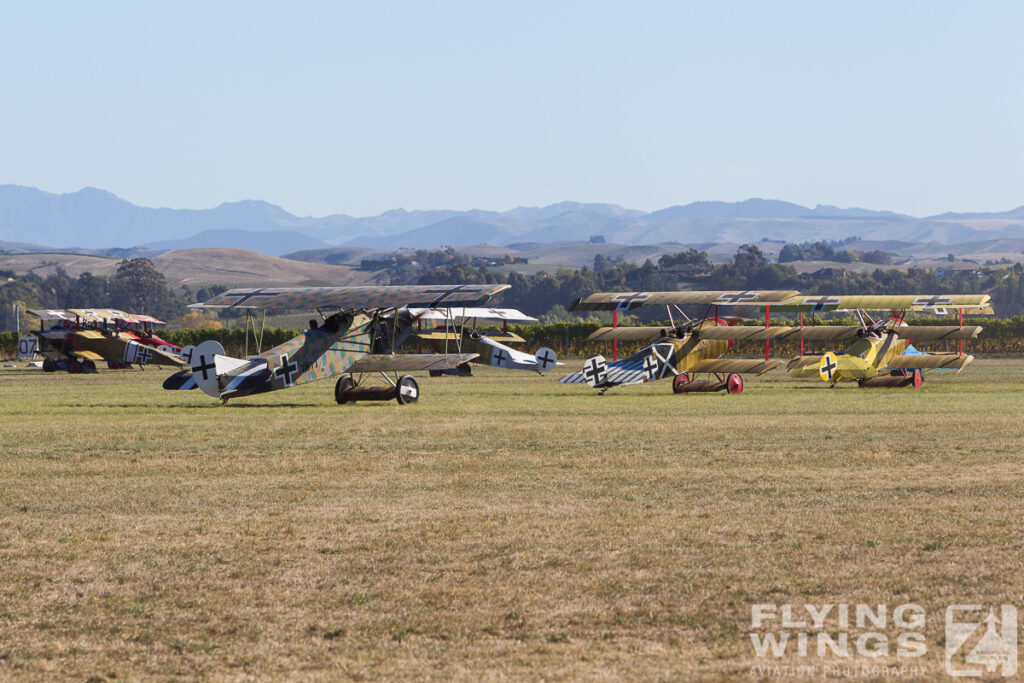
[533,347,558,373]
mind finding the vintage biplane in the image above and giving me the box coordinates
[773,294,992,388]
[406,307,560,375]
[162,284,509,404]
[30,308,184,373]
[560,290,800,393]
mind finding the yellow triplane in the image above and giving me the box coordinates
[562,290,992,392]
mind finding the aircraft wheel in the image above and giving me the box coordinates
[395,375,419,405]
[67,359,83,374]
[82,360,98,374]
[911,369,923,388]
[42,358,57,372]
[334,375,356,405]
[672,373,690,394]
[429,370,442,378]
[726,373,743,394]
[457,362,473,376]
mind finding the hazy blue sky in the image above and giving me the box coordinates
[1,1,1021,217]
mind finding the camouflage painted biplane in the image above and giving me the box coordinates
[406,307,560,375]
[30,308,184,373]
[162,284,508,404]
[560,290,799,393]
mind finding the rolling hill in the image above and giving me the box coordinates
[0,248,382,288]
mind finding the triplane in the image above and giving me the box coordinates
[560,290,993,393]
[560,290,798,394]
[29,308,184,373]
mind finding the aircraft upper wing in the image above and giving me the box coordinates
[345,353,479,373]
[568,290,801,312]
[775,294,992,313]
[65,308,167,324]
[29,309,76,321]
[192,284,511,311]
[405,307,538,322]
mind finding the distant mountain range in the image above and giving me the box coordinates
[2,184,1024,256]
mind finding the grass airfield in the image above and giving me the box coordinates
[0,359,1022,679]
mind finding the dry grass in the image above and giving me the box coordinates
[0,359,1022,679]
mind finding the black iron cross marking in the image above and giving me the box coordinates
[181,347,194,364]
[611,292,650,311]
[222,288,281,307]
[651,344,677,378]
[583,357,606,384]
[275,354,299,386]
[717,291,760,304]
[821,355,837,381]
[802,295,842,312]
[536,349,555,369]
[642,354,658,379]
[492,348,510,366]
[195,355,215,380]
[136,346,152,365]
[913,295,953,307]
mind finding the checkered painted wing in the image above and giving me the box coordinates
[193,284,510,311]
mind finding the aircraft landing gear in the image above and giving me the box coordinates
[334,374,420,405]
[335,375,356,404]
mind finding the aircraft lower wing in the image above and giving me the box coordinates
[345,353,479,373]
[689,358,781,375]
[887,353,974,371]
[69,350,105,362]
[787,355,822,373]
[415,330,526,344]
